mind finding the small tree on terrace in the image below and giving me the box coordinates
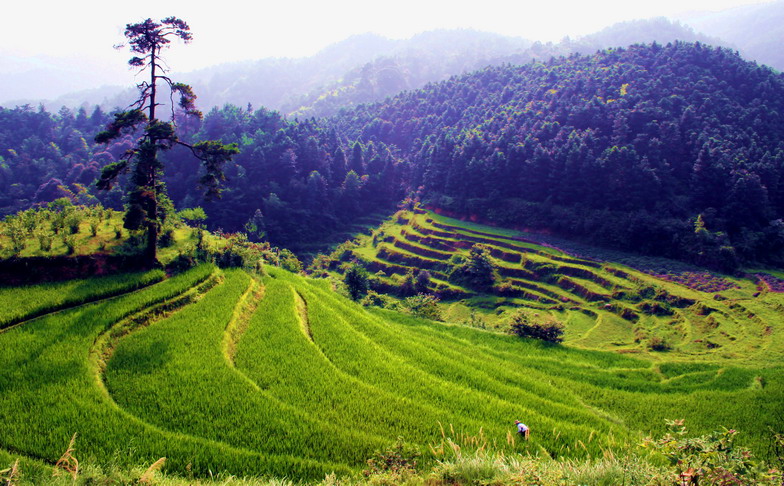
[508,310,564,343]
[344,263,370,300]
[449,244,498,291]
[95,17,238,267]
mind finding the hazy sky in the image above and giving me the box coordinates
[0,0,774,89]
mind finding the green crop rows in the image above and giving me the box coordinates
[0,269,165,330]
[348,209,784,363]
[1,246,782,480]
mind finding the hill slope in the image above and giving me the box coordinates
[0,264,781,481]
[683,0,784,71]
[326,208,784,361]
[332,41,784,266]
[3,42,784,265]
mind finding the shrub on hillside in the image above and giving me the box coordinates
[402,293,442,321]
[642,420,778,485]
[363,437,420,478]
[344,263,370,300]
[278,248,303,273]
[449,244,498,291]
[361,290,397,309]
[415,269,432,293]
[306,253,332,277]
[158,228,175,247]
[398,269,418,296]
[508,311,564,343]
[648,336,671,352]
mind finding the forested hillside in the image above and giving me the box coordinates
[7,19,727,116]
[284,19,719,118]
[0,103,406,252]
[3,42,784,266]
[333,42,784,268]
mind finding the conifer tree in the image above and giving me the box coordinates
[95,17,238,266]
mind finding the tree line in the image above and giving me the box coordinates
[3,41,784,267]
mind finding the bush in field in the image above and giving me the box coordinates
[158,228,175,247]
[344,263,370,300]
[449,244,498,291]
[177,207,208,227]
[398,269,418,296]
[279,248,303,273]
[494,279,515,295]
[34,226,54,252]
[508,311,564,343]
[648,336,671,352]
[363,437,420,478]
[402,293,442,321]
[63,234,77,255]
[641,420,778,485]
[415,269,432,293]
[65,214,81,235]
[2,215,28,254]
[361,290,395,308]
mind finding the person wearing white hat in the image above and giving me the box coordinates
[514,420,529,440]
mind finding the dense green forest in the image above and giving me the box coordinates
[334,42,784,268]
[3,41,784,266]
[0,104,405,252]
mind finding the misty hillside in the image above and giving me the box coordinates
[567,17,726,54]
[184,30,532,115]
[5,18,739,117]
[286,19,727,118]
[685,0,784,70]
[9,30,531,115]
[0,53,127,105]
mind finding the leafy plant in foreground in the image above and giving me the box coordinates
[363,437,420,478]
[641,419,779,485]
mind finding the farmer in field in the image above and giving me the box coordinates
[514,420,529,440]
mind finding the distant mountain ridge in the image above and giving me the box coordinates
[188,18,735,118]
[187,30,532,116]
[682,0,784,70]
[3,15,763,115]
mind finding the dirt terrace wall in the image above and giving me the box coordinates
[0,254,149,286]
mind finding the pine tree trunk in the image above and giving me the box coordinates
[144,219,158,268]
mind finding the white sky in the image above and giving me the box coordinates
[0,0,774,78]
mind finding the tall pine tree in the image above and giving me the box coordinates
[95,17,238,266]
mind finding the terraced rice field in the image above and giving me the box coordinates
[352,209,784,363]
[1,256,782,480]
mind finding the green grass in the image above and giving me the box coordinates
[0,269,165,329]
[106,269,370,469]
[0,263,781,480]
[0,265,342,480]
[335,209,784,364]
[1,208,783,482]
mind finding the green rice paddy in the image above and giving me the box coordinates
[350,210,784,363]
[1,213,782,481]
